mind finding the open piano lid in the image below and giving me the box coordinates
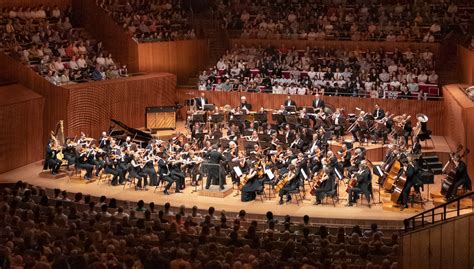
[109,119,153,144]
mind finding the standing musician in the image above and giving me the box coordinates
[283,96,297,107]
[313,167,336,205]
[240,157,265,202]
[240,96,252,112]
[332,108,345,140]
[278,163,299,204]
[346,161,372,207]
[205,145,227,190]
[312,94,325,109]
[195,92,208,110]
[445,156,472,200]
[372,104,385,120]
[399,155,422,209]
[410,137,422,156]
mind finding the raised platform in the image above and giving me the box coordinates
[198,185,233,198]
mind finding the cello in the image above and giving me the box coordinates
[441,147,470,197]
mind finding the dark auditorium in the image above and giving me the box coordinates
[0,0,473,268]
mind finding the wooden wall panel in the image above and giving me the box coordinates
[0,86,44,173]
[0,54,69,147]
[231,39,440,57]
[64,73,177,138]
[458,45,474,85]
[72,0,139,72]
[443,84,474,178]
[137,40,210,84]
[402,214,474,269]
[0,0,71,8]
[176,89,445,135]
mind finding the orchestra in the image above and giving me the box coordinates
[43,99,471,208]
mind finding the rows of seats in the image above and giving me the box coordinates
[199,45,439,99]
[0,6,126,85]
[216,0,472,42]
[0,181,401,269]
[98,0,196,42]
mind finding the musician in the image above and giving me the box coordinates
[283,96,297,107]
[270,134,280,150]
[283,124,295,144]
[98,131,109,149]
[332,109,345,140]
[348,148,365,176]
[338,144,352,169]
[399,155,422,209]
[104,154,123,186]
[446,157,472,200]
[240,96,252,112]
[346,161,372,207]
[410,137,422,156]
[415,116,432,141]
[158,156,181,195]
[241,158,265,202]
[326,151,339,170]
[77,132,91,146]
[350,111,368,143]
[247,130,259,142]
[90,146,105,177]
[312,94,325,109]
[313,167,335,205]
[231,151,249,186]
[278,163,299,204]
[45,140,62,175]
[289,133,305,151]
[142,153,158,186]
[76,145,94,180]
[62,138,77,169]
[195,93,208,110]
[401,114,413,145]
[186,149,202,185]
[170,154,186,190]
[129,153,147,191]
[205,145,227,190]
[264,124,276,136]
[372,104,385,120]
[122,136,132,149]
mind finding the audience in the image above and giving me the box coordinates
[0,181,402,269]
[216,0,469,42]
[199,44,439,99]
[0,6,126,85]
[98,0,196,42]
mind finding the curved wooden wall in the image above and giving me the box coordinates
[0,85,44,173]
[458,45,474,85]
[137,40,210,84]
[64,73,177,138]
[443,84,474,177]
[230,39,440,56]
[177,89,445,135]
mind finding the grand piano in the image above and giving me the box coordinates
[109,119,153,147]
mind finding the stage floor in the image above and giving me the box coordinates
[0,160,449,227]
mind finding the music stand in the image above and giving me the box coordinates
[192,113,205,123]
[255,112,268,122]
[300,118,310,127]
[258,134,271,141]
[272,113,285,124]
[211,113,224,123]
[285,105,297,112]
[204,104,215,111]
[232,114,245,122]
[305,107,315,113]
[185,99,195,107]
[285,115,298,125]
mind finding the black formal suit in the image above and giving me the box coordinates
[400,162,420,206]
[240,102,252,111]
[447,161,472,198]
[284,99,297,107]
[314,171,336,203]
[348,168,371,204]
[312,98,325,109]
[206,150,226,189]
[158,158,179,192]
[195,97,208,110]
[372,108,385,120]
[104,156,124,185]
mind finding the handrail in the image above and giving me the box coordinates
[403,191,474,232]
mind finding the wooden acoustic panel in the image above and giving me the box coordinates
[146,111,176,130]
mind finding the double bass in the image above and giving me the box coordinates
[441,146,470,197]
[383,159,402,192]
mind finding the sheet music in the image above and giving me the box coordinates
[265,169,275,180]
[233,166,243,177]
[301,169,308,180]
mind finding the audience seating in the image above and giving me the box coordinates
[0,181,402,269]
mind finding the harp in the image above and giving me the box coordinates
[51,120,65,145]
